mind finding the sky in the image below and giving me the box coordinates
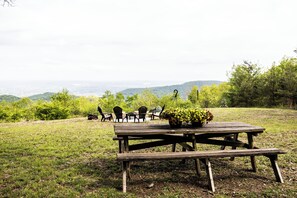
[1,0,297,83]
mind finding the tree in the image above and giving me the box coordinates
[51,89,73,107]
[277,58,297,108]
[228,61,261,107]
[188,86,199,105]
[262,64,281,107]
[131,89,158,110]
[99,90,116,112]
[125,94,138,112]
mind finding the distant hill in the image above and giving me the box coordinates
[28,92,55,101]
[0,81,224,102]
[0,92,54,102]
[0,95,21,102]
[120,80,223,98]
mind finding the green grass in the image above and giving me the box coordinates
[0,108,296,197]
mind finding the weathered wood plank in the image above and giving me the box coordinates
[117,134,187,141]
[128,140,184,151]
[114,122,255,130]
[195,138,249,148]
[115,126,265,136]
[117,148,286,161]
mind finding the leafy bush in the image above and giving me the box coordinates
[35,103,70,120]
[0,107,9,121]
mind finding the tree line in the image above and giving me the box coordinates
[0,57,296,122]
[228,57,297,108]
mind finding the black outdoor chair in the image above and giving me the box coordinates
[151,105,165,120]
[113,106,124,122]
[135,106,148,122]
[97,106,113,122]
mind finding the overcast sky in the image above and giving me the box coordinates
[1,0,297,83]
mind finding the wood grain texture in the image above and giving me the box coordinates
[117,148,286,161]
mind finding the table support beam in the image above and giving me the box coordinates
[123,137,131,180]
[122,161,127,193]
[247,133,257,172]
[191,134,201,177]
[205,159,215,192]
[269,155,284,183]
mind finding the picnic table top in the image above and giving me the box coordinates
[114,122,265,136]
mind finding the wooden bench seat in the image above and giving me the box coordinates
[117,148,286,193]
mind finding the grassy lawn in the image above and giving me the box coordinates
[0,108,296,197]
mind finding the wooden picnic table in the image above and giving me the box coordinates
[114,122,264,157]
[114,122,285,192]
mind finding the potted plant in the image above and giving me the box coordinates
[189,108,213,127]
[161,108,213,128]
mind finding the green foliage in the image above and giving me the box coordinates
[228,58,297,108]
[99,90,118,112]
[129,89,158,111]
[73,97,98,116]
[125,94,138,111]
[228,61,262,107]
[161,107,213,123]
[0,99,35,122]
[35,103,70,120]
[51,89,73,106]
[188,86,199,105]
[276,58,297,108]
[199,83,231,108]
[0,104,10,121]
[29,92,55,101]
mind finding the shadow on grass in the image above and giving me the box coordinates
[75,156,276,193]
[75,157,123,191]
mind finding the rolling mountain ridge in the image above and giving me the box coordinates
[120,80,223,99]
[0,80,223,102]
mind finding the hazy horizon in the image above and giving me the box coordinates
[1,79,220,97]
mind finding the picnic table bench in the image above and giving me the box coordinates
[114,122,286,193]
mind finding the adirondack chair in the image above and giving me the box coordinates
[135,106,148,122]
[113,106,124,122]
[151,105,165,120]
[97,106,113,122]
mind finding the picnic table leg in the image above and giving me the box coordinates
[269,155,284,183]
[180,134,187,164]
[191,134,201,177]
[205,158,215,192]
[220,135,232,150]
[123,136,131,180]
[172,143,176,152]
[122,161,127,193]
[118,139,123,153]
[247,133,257,172]
[230,133,239,161]
[220,136,227,150]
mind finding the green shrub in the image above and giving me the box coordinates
[35,103,70,120]
[0,107,9,121]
